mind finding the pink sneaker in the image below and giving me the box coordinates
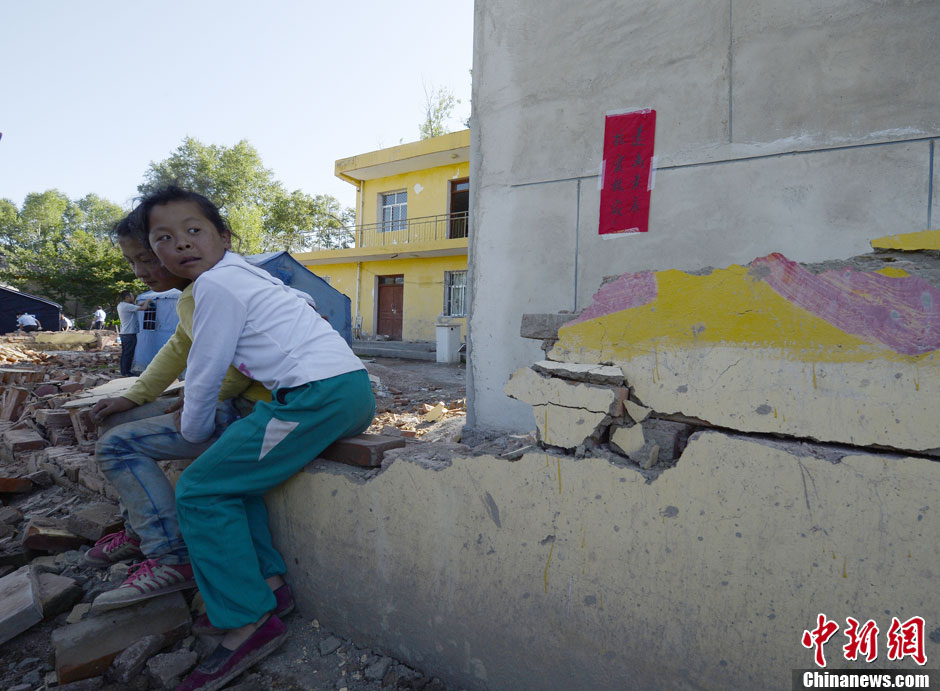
[192,583,294,635]
[176,615,287,691]
[83,529,143,567]
[91,559,196,613]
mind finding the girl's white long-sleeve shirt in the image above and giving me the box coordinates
[181,251,365,443]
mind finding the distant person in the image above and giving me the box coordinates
[116,291,151,377]
[16,313,41,332]
[59,314,73,331]
[91,306,106,330]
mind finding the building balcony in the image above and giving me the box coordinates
[353,212,468,248]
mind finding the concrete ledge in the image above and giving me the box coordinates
[267,433,940,690]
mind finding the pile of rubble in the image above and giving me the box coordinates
[0,337,469,690]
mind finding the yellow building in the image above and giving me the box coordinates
[295,130,469,343]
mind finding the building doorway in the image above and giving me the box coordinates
[376,274,404,340]
[449,178,469,239]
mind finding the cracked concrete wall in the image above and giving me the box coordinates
[540,240,940,454]
[267,434,940,690]
[468,0,940,432]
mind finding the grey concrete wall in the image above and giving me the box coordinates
[268,438,940,690]
[468,0,940,432]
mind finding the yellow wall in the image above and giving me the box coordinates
[358,161,469,227]
[304,256,468,342]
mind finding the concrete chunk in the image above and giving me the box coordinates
[610,424,646,456]
[109,633,166,685]
[0,565,43,645]
[505,367,619,414]
[37,572,83,619]
[52,592,190,684]
[506,367,620,449]
[146,650,197,689]
[520,313,578,340]
[67,503,123,542]
[532,359,625,385]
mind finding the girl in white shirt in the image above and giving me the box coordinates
[141,186,373,691]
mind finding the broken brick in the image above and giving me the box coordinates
[319,434,406,468]
[0,477,34,494]
[59,382,84,394]
[68,409,97,444]
[33,384,59,397]
[34,409,73,429]
[52,592,190,684]
[0,387,29,421]
[1,428,45,457]
[50,427,78,446]
[21,518,88,553]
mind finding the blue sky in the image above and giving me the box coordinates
[0,0,473,212]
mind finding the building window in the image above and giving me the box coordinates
[444,270,467,317]
[142,304,157,330]
[381,191,407,232]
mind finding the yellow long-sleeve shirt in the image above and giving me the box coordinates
[123,284,272,406]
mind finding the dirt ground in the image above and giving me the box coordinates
[0,354,483,691]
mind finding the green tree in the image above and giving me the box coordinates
[0,191,139,313]
[140,137,354,252]
[419,83,459,140]
[265,190,354,252]
[138,137,277,214]
[74,194,125,239]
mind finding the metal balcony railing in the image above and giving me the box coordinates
[352,212,469,248]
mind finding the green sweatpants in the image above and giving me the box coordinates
[175,369,374,629]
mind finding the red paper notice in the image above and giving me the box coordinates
[599,109,656,235]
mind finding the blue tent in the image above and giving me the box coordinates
[0,286,62,334]
[132,252,351,372]
[132,288,182,372]
[245,251,351,343]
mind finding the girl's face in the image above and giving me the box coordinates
[118,235,189,292]
[148,201,231,281]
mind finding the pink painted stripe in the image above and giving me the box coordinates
[751,253,940,355]
[569,271,658,325]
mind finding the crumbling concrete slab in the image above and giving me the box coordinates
[550,252,940,452]
[504,366,620,449]
[267,432,940,691]
[531,359,624,386]
[0,565,43,645]
[52,592,190,684]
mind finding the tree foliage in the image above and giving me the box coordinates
[0,190,135,314]
[419,83,459,140]
[139,137,353,252]
[0,137,353,324]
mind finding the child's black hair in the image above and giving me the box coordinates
[137,185,232,240]
[112,208,148,245]
[120,290,133,300]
